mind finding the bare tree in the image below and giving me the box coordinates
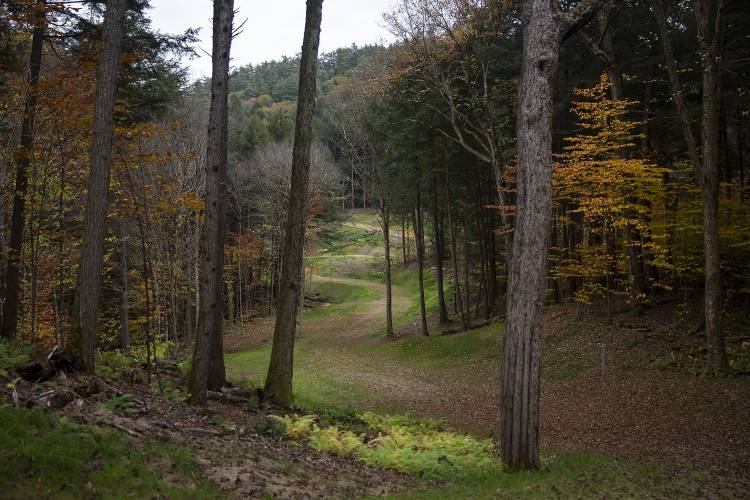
[75,0,127,372]
[502,0,605,471]
[189,0,234,406]
[264,0,324,407]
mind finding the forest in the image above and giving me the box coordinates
[1,0,749,497]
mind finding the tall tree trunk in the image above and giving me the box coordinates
[651,0,728,372]
[738,110,745,203]
[120,228,129,350]
[475,188,490,319]
[412,190,429,337]
[445,181,467,330]
[462,195,472,327]
[649,0,703,179]
[1,0,45,339]
[502,0,604,471]
[189,0,234,405]
[264,0,324,408]
[75,0,126,372]
[694,0,728,373]
[431,175,449,325]
[383,200,395,337]
[401,217,407,264]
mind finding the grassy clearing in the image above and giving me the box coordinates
[303,279,382,320]
[0,409,222,499]
[317,210,384,257]
[225,343,375,412]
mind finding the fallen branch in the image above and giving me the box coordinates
[185,427,224,436]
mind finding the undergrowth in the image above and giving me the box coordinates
[269,412,501,481]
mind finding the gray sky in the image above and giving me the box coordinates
[148,0,398,79]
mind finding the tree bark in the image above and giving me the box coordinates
[431,175,449,325]
[189,0,234,405]
[502,0,604,471]
[264,0,324,408]
[694,0,728,373]
[445,180,467,330]
[462,196,472,327]
[120,228,129,350]
[649,0,703,178]
[1,0,46,339]
[401,217,407,264]
[75,0,126,372]
[651,0,728,372]
[412,190,429,337]
[383,200,395,337]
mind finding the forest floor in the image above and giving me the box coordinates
[224,209,750,497]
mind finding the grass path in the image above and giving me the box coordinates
[225,271,499,430]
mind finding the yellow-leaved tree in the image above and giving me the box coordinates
[553,73,667,306]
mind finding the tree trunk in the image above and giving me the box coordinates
[412,190,429,337]
[401,217,407,264]
[501,0,604,471]
[1,0,45,339]
[650,0,703,180]
[431,175,449,325]
[652,0,728,372]
[120,228,129,350]
[445,181,467,330]
[462,196,472,327]
[75,0,126,372]
[189,0,234,405]
[383,200,395,337]
[738,110,745,204]
[264,0,324,408]
[694,0,728,373]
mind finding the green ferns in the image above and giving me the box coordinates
[271,412,502,480]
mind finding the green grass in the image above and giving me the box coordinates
[225,342,375,412]
[0,409,222,499]
[395,451,709,498]
[303,279,382,320]
[316,210,384,257]
[360,323,501,371]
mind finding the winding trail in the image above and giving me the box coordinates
[225,272,500,434]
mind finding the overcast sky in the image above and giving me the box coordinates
[148,0,398,79]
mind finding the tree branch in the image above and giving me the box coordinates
[559,0,609,42]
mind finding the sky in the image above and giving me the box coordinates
[148,0,399,79]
